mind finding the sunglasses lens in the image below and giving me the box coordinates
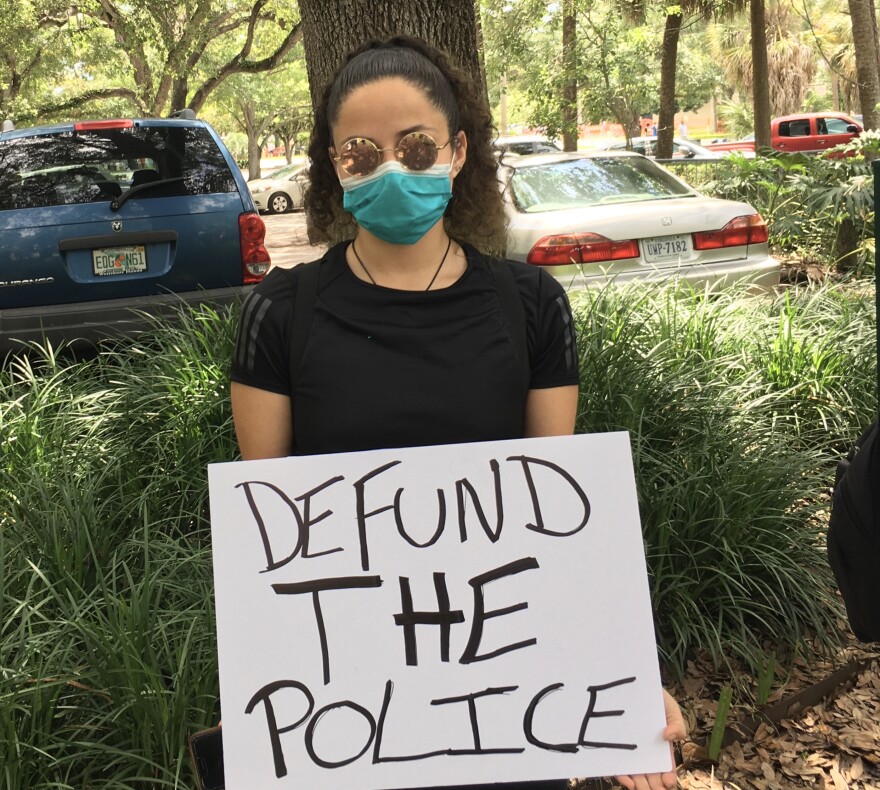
[396,132,438,171]
[340,138,380,177]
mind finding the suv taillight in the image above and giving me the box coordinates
[239,212,271,283]
[73,120,134,131]
[527,233,640,266]
[693,214,768,250]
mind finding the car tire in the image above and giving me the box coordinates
[268,192,291,214]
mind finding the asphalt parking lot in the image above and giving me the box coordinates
[262,210,327,269]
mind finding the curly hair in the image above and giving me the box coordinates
[304,35,507,256]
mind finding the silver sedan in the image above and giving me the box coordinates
[501,151,779,292]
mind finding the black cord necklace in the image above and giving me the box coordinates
[351,236,453,291]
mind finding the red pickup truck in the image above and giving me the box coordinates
[704,112,863,155]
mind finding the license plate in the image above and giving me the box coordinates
[642,235,691,262]
[92,245,147,276]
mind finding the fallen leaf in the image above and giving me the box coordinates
[849,755,864,780]
[830,767,848,790]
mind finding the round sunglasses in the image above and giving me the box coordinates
[333,132,455,178]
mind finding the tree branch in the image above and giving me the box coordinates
[154,0,217,113]
[188,20,302,112]
[91,0,155,102]
[794,0,856,86]
[30,87,142,121]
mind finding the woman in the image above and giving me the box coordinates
[230,34,683,790]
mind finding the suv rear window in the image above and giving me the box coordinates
[0,125,237,211]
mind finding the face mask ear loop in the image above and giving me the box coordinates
[450,133,463,177]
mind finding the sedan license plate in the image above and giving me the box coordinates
[92,245,147,276]
[643,235,691,263]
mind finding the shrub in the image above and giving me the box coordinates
[693,138,880,275]
[572,278,875,674]
[0,283,875,783]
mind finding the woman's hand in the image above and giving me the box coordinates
[614,689,686,790]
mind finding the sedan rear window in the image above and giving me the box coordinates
[0,125,236,211]
[509,157,696,213]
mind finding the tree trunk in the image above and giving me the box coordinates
[298,0,486,118]
[750,0,772,153]
[170,77,188,115]
[499,73,508,134]
[656,11,682,159]
[474,0,487,100]
[834,217,861,272]
[869,0,880,87]
[243,102,262,180]
[561,0,578,152]
[0,64,21,117]
[848,0,880,134]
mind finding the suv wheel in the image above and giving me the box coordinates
[268,192,291,214]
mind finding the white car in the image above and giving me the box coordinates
[501,151,779,291]
[600,136,722,159]
[493,135,561,158]
[600,136,755,160]
[248,162,308,214]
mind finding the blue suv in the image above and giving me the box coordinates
[0,113,270,354]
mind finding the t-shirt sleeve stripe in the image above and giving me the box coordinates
[555,294,576,375]
[234,292,272,372]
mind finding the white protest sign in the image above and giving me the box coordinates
[208,432,670,789]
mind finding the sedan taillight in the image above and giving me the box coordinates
[239,212,271,283]
[693,214,768,250]
[527,233,640,266]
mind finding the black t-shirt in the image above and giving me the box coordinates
[231,243,576,787]
[231,242,578,456]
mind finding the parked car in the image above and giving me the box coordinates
[599,136,726,159]
[701,133,755,153]
[500,151,779,291]
[703,112,863,155]
[0,113,269,354]
[248,162,309,214]
[492,135,561,157]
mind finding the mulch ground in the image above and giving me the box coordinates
[671,634,880,789]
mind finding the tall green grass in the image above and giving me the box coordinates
[573,279,876,675]
[1,307,235,789]
[0,282,875,786]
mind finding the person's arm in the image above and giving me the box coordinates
[230,381,293,460]
[523,384,578,437]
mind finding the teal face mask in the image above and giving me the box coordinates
[341,161,453,245]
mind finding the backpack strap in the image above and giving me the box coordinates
[290,256,324,384]
[487,257,530,392]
